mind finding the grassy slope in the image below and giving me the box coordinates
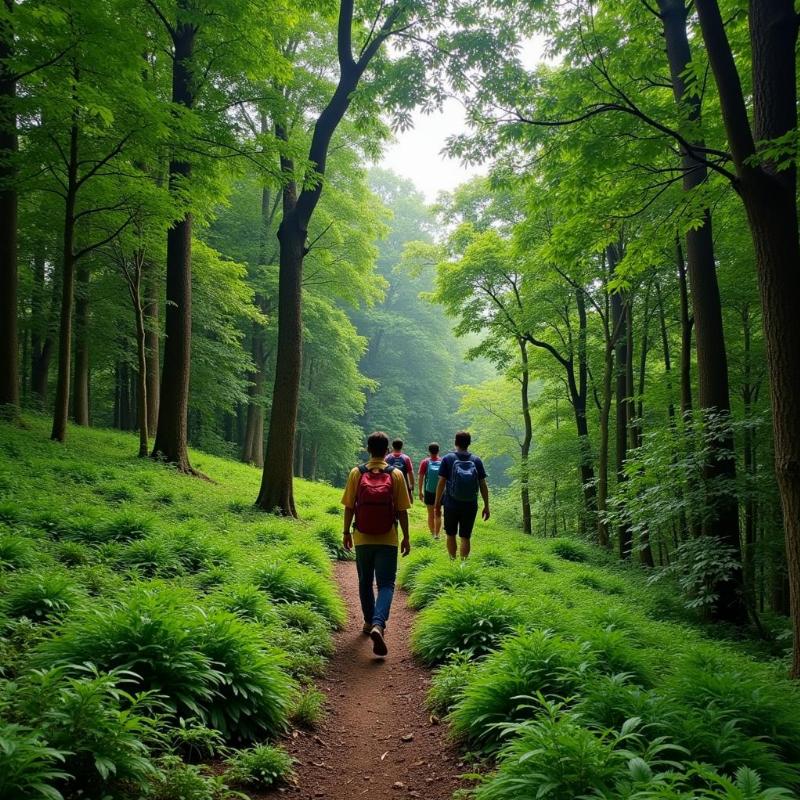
[401,522,800,798]
[0,415,349,798]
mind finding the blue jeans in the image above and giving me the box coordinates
[355,545,397,628]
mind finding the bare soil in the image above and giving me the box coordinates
[256,561,466,800]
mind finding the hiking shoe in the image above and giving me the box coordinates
[370,625,388,656]
[362,622,372,636]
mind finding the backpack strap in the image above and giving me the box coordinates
[358,464,369,475]
[383,466,395,475]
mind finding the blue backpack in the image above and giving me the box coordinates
[448,455,479,502]
[424,459,442,493]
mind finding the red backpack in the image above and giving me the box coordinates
[355,465,396,535]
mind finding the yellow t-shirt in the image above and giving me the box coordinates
[341,458,411,547]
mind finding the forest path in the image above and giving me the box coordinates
[257,561,466,800]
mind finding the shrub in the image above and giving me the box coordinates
[116,537,181,577]
[32,586,221,721]
[312,521,353,561]
[427,652,477,716]
[54,541,92,567]
[291,687,326,728]
[280,542,332,575]
[449,630,591,749]
[549,538,590,563]
[170,721,227,763]
[411,533,435,549]
[0,500,24,524]
[474,705,623,800]
[17,666,159,797]
[252,561,345,627]
[214,583,279,625]
[0,533,37,571]
[93,510,154,543]
[147,755,225,800]
[475,549,510,568]
[0,723,69,800]
[168,532,231,574]
[397,549,439,590]
[579,627,655,686]
[3,569,81,622]
[409,560,493,609]
[411,589,524,664]
[225,744,294,790]
[533,558,555,572]
[575,674,669,731]
[195,611,296,742]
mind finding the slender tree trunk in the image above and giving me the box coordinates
[742,304,757,609]
[655,281,675,421]
[676,238,693,417]
[152,15,196,471]
[0,0,18,413]
[519,338,533,535]
[661,0,744,621]
[310,442,319,482]
[132,289,149,457]
[51,122,79,443]
[72,263,90,425]
[144,259,160,436]
[30,249,52,407]
[613,289,632,559]
[258,212,304,514]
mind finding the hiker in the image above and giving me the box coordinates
[434,431,490,560]
[418,442,443,539]
[342,431,411,657]
[386,438,414,504]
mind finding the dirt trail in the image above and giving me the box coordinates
[258,561,465,800]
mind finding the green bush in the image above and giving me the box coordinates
[93,510,154,543]
[170,721,227,763]
[280,542,332,575]
[312,521,353,561]
[214,583,279,625]
[54,541,92,567]
[252,561,345,627]
[579,626,656,686]
[397,548,439,589]
[0,723,69,800]
[116,537,182,577]
[225,744,294,790]
[427,652,476,715]
[0,533,37,570]
[549,538,590,563]
[291,686,326,728]
[147,755,224,800]
[449,630,590,749]
[2,570,81,622]
[411,589,524,664]
[16,666,159,797]
[409,560,494,609]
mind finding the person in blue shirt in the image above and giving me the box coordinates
[433,431,490,559]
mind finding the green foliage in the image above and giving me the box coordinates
[412,589,524,664]
[291,687,326,729]
[408,560,499,609]
[549,539,590,563]
[147,756,230,800]
[0,723,69,800]
[427,652,477,716]
[252,561,345,627]
[449,631,590,750]
[0,533,37,571]
[2,570,81,622]
[170,721,227,764]
[225,745,294,790]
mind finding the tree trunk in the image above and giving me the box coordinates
[50,122,79,443]
[30,249,53,407]
[613,289,632,559]
[742,304,757,609]
[132,288,149,457]
[257,214,304,515]
[519,338,533,535]
[661,0,744,622]
[676,238,693,416]
[152,15,196,471]
[0,0,18,413]
[144,259,160,436]
[655,281,675,421]
[72,263,90,425]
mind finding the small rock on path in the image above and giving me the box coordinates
[253,561,465,800]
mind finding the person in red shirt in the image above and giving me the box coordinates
[386,438,414,504]
[418,442,443,539]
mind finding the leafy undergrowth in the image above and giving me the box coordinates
[403,527,800,799]
[0,415,348,800]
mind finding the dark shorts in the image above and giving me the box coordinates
[424,491,436,506]
[444,504,478,539]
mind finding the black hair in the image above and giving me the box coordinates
[367,431,390,458]
[454,431,471,449]
[392,438,403,450]
[428,442,440,455]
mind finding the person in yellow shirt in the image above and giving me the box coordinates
[342,431,411,657]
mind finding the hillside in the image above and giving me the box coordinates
[2,418,799,800]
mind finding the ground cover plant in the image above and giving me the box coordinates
[406,518,800,798]
[0,417,346,798]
